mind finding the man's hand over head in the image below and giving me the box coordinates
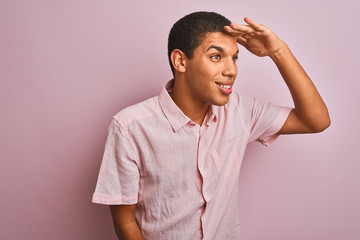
[224,17,286,58]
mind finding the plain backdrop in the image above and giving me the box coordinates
[1,0,359,239]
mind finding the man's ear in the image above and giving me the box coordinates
[170,49,187,73]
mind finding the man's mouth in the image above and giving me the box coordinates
[215,82,233,94]
[216,83,231,89]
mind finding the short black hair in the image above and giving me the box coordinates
[167,11,231,76]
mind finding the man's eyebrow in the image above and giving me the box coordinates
[206,45,239,55]
[206,45,224,52]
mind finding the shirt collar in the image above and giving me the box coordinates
[206,105,217,126]
[159,80,191,132]
[159,79,218,132]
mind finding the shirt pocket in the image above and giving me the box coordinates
[211,137,240,177]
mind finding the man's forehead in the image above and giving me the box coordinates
[200,32,238,52]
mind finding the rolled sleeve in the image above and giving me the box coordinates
[92,119,139,205]
[249,98,292,146]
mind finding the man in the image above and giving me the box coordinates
[92,11,330,240]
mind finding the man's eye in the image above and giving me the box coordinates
[210,55,221,60]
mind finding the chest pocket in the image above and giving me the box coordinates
[211,137,241,177]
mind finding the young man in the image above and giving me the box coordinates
[93,12,330,240]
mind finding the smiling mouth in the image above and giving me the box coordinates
[216,83,231,89]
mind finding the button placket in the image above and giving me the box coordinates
[198,123,215,202]
[195,125,206,202]
[199,122,220,203]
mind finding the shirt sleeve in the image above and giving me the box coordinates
[92,118,140,205]
[248,98,292,146]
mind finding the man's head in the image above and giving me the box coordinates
[167,11,238,107]
[168,11,232,76]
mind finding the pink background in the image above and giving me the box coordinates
[1,0,359,239]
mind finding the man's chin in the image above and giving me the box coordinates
[212,96,230,106]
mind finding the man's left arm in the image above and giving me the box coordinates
[225,17,331,134]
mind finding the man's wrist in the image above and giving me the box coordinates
[269,41,290,62]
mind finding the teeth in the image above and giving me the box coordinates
[219,84,231,89]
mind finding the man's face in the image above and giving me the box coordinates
[184,32,239,106]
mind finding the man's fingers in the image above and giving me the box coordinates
[224,26,248,46]
[225,17,265,34]
[236,36,248,47]
[224,26,262,40]
[243,17,265,31]
[227,23,255,34]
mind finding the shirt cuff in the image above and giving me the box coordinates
[260,107,292,147]
[92,192,138,205]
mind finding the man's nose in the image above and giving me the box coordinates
[222,59,237,78]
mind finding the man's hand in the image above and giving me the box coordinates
[224,17,285,57]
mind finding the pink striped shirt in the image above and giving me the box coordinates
[93,80,291,239]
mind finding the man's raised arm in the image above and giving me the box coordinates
[224,17,330,134]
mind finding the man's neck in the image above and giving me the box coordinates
[169,83,210,126]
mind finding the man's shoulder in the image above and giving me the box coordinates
[228,91,256,109]
[113,96,161,126]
